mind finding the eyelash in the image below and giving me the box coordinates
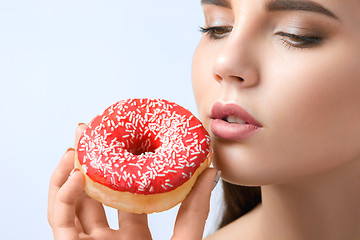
[276,32,323,49]
[199,26,233,40]
[199,26,323,49]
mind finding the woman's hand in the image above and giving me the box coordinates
[48,124,219,240]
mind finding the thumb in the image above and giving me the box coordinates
[172,168,220,240]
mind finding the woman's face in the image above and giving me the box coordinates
[192,0,360,185]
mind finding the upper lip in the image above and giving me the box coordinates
[210,102,262,127]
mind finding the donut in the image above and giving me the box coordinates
[75,98,212,214]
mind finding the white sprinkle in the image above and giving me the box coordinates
[191,151,200,155]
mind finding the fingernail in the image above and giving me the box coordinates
[212,170,221,190]
[69,168,80,178]
[78,123,86,126]
[66,147,75,153]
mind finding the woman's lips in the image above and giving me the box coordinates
[210,102,262,141]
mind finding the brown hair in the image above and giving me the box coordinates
[218,181,262,228]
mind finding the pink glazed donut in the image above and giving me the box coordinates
[75,99,212,213]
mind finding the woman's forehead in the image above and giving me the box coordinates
[201,0,360,26]
[200,0,360,10]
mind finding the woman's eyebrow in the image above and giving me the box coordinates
[201,0,231,8]
[264,0,338,20]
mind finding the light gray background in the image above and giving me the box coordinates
[0,1,223,239]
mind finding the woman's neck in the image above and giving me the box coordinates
[259,158,360,240]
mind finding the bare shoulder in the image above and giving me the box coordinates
[205,205,261,240]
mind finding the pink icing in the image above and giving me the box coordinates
[77,99,211,195]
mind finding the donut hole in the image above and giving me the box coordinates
[128,140,159,156]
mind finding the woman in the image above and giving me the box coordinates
[48,0,360,239]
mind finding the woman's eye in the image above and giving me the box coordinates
[276,32,323,49]
[200,26,233,40]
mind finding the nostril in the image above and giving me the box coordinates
[214,73,245,84]
[214,74,223,83]
[234,76,245,82]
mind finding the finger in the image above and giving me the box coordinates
[172,168,220,240]
[48,148,76,223]
[76,194,109,234]
[74,123,87,149]
[52,169,85,239]
[117,211,152,239]
[118,211,148,228]
[75,216,85,234]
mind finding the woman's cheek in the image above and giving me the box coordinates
[192,41,218,126]
[266,43,360,172]
[191,46,206,112]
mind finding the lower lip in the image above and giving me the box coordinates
[210,119,261,141]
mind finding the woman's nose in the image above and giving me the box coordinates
[212,30,260,88]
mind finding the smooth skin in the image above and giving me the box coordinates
[48,123,219,240]
[193,0,360,239]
